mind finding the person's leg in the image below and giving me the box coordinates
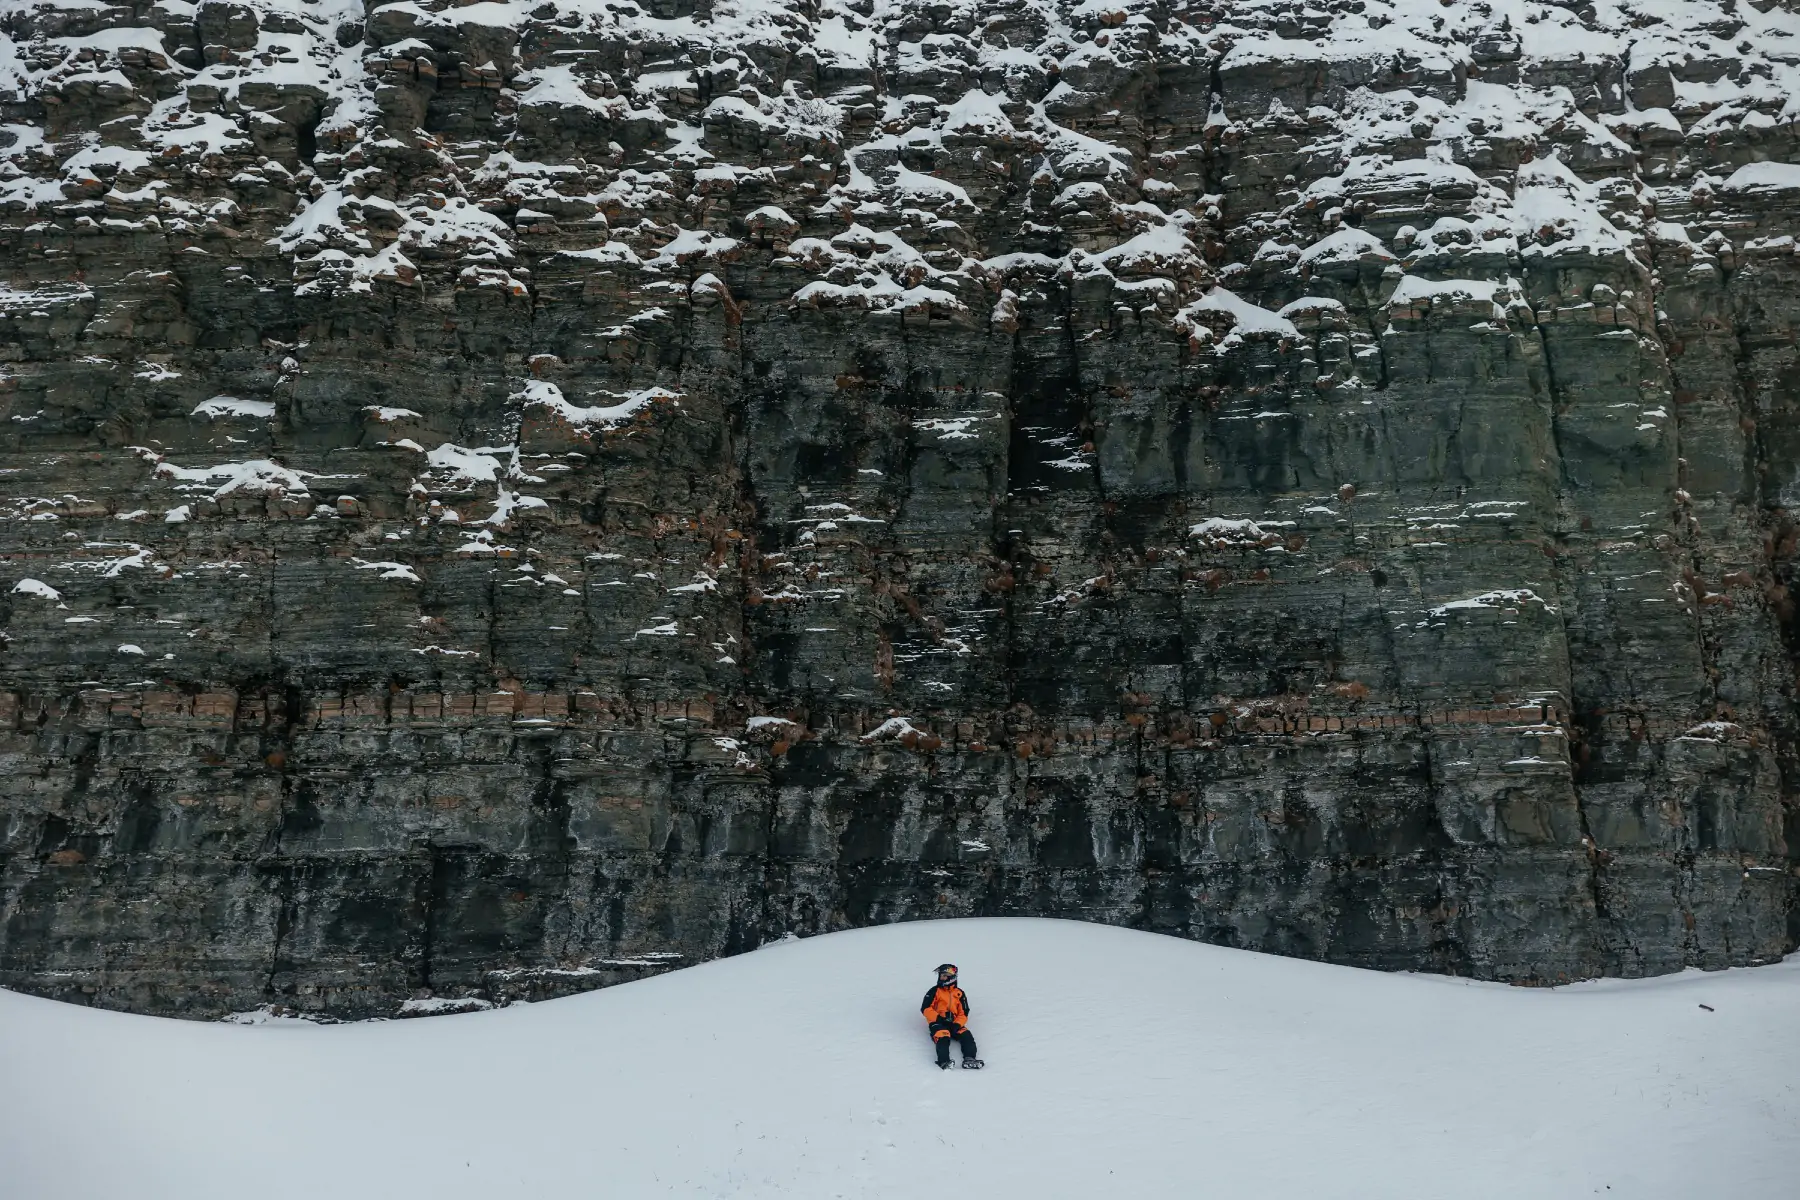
[933,1028,952,1065]
[955,1029,978,1061]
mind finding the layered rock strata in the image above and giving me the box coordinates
[1,0,1797,1016]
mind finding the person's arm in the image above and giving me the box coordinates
[921,988,937,1016]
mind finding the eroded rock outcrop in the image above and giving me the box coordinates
[1,0,1797,1017]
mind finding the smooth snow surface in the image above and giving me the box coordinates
[3,919,1797,1199]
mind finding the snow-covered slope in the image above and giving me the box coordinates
[2,919,1796,1199]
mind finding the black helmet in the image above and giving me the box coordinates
[935,962,958,983]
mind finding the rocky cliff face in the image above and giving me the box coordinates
[1,0,1797,1018]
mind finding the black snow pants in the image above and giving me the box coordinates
[929,1018,978,1064]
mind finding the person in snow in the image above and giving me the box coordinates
[921,963,982,1069]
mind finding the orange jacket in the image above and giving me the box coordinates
[920,984,970,1028]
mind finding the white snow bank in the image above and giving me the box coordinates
[1,919,1795,1200]
[1299,226,1394,265]
[515,378,674,429]
[1190,516,1272,543]
[1189,285,1298,337]
[861,715,925,741]
[136,450,314,499]
[190,396,275,421]
[1723,161,1800,195]
[350,558,421,583]
[1389,275,1503,305]
[1429,587,1558,617]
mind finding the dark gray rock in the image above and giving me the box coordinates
[0,0,1795,1018]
